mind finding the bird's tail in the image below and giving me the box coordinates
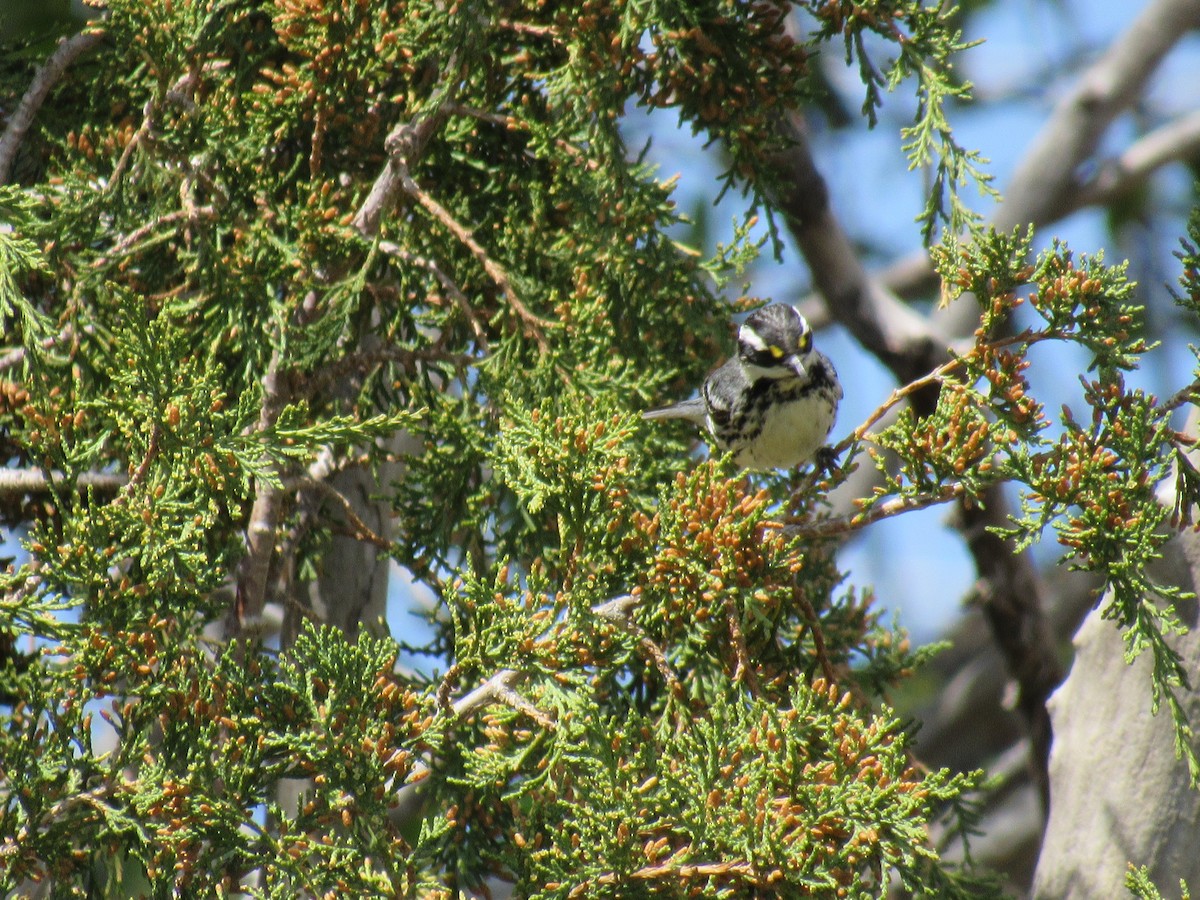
[642,397,707,424]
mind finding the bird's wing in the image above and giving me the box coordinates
[701,360,742,432]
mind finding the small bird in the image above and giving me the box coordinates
[644,304,842,470]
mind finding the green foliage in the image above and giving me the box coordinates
[0,619,433,894]
[910,227,1200,782]
[1127,864,1192,900]
[2,0,1193,897]
[0,189,52,344]
[501,684,994,898]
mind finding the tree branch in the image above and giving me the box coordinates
[389,160,553,353]
[792,582,837,685]
[0,28,107,187]
[227,349,290,638]
[996,0,1200,235]
[1067,108,1200,214]
[767,98,1067,814]
[795,0,1200,319]
[295,476,392,550]
[594,593,683,697]
[377,240,490,350]
[352,112,452,238]
[784,482,967,539]
[0,468,127,495]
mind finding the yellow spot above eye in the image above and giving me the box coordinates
[769,346,784,358]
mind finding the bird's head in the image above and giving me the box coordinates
[736,304,816,382]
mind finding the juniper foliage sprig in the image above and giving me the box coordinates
[839,226,1200,783]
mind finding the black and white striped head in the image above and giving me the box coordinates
[736,305,817,382]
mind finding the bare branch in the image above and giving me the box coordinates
[447,668,519,718]
[783,482,967,540]
[996,0,1200,235]
[0,29,107,187]
[357,102,551,350]
[764,113,943,383]
[487,676,557,730]
[0,468,127,495]
[956,501,1060,810]
[1067,109,1200,213]
[794,1,1200,318]
[227,349,290,638]
[593,593,683,695]
[0,324,94,373]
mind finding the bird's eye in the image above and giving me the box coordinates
[769,345,784,358]
[797,332,812,353]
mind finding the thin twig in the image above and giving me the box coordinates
[377,240,490,350]
[83,422,164,514]
[391,593,652,825]
[313,343,474,391]
[587,860,761,889]
[228,348,290,637]
[1163,375,1200,416]
[6,784,114,852]
[391,161,553,352]
[594,593,683,696]
[830,328,1049,460]
[783,482,968,539]
[105,97,152,191]
[447,103,600,172]
[355,91,552,351]
[104,64,215,193]
[488,678,557,730]
[723,595,762,695]
[792,583,837,685]
[294,476,392,550]
[435,662,462,711]
[494,19,561,40]
[91,206,215,269]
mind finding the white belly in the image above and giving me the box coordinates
[732,395,835,470]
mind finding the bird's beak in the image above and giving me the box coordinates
[788,356,808,379]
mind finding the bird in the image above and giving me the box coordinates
[643,304,842,470]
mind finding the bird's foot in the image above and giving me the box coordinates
[813,445,840,476]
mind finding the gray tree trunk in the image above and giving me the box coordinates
[1032,528,1200,898]
[306,464,394,638]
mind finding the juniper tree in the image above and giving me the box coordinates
[2,1,1199,897]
